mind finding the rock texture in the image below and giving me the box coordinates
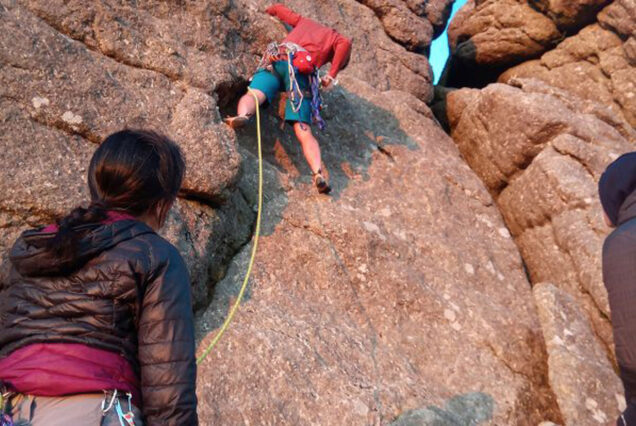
[356,0,434,52]
[8,0,632,423]
[409,0,455,38]
[196,75,562,424]
[162,197,254,310]
[448,0,560,67]
[16,0,437,104]
[355,0,455,50]
[534,283,624,425]
[447,77,635,421]
[443,0,617,88]
[0,0,454,305]
[500,0,636,127]
[389,392,495,425]
[530,0,613,32]
[0,0,255,309]
[443,0,561,87]
[0,1,241,202]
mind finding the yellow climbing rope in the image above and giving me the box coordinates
[197,88,263,365]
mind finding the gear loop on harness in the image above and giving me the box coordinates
[102,390,136,426]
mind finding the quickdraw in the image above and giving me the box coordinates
[102,390,135,426]
[0,413,13,426]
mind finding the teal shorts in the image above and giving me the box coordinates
[249,61,311,125]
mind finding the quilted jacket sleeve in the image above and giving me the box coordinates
[138,243,198,426]
[603,230,636,403]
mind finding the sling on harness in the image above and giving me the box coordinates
[102,390,136,426]
[257,42,326,130]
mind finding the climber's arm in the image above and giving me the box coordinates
[266,3,302,27]
[328,34,352,79]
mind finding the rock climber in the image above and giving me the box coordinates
[599,152,636,426]
[224,3,352,194]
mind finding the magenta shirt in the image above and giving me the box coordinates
[0,343,141,405]
[0,211,141,405]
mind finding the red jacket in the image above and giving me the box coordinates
[266,4,352,78]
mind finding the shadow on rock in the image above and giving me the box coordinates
[196,83,422,340]
[390,392,495,426]
[228,84,420,203]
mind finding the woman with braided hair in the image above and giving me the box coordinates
[0,129,198,425]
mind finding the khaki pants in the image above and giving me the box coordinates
[8,393,143,426]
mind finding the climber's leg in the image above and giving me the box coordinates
[238,89,267,117]
[293,122,321,174]
[225,68,281,129]
[292,122,330,194]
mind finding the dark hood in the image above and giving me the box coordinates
[599,152,636,226]
[9,220,154,277]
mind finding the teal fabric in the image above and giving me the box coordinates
[249,61,311,124]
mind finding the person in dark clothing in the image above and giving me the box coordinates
[0,130,198,426]
[600,152,636,426]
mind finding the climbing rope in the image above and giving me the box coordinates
[285,48,304,113]
[196,88,264,365]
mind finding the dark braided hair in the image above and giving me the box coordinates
[47,129,186,260]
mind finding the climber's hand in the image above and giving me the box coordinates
[321,75,335,88]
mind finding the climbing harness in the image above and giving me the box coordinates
[256,41,326,130]
[102,390,136,426]
[197,87,264,365]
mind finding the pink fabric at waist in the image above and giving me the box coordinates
[0,343,141,406]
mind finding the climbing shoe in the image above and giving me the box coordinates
[224,115,250,129]
[312,170,331,194]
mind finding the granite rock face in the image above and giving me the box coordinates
[8,0,630,423]
[500,0,636,127]
[389,392,496,425]
[16,0,437,104]
[448,0,560,67]
[419,0,455,38]
[0,0,252,308]
[196,75,562,424]
[443,0,620,88]
[161,197,254,310]
[354,0,455,50]
[534,283,624,425]
[529,0,613,32]
[1,0,241,202]
[447,77,635,422]
[356,0,434,52]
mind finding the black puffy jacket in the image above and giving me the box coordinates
[604,190,636,399]
[0,220,198,425]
